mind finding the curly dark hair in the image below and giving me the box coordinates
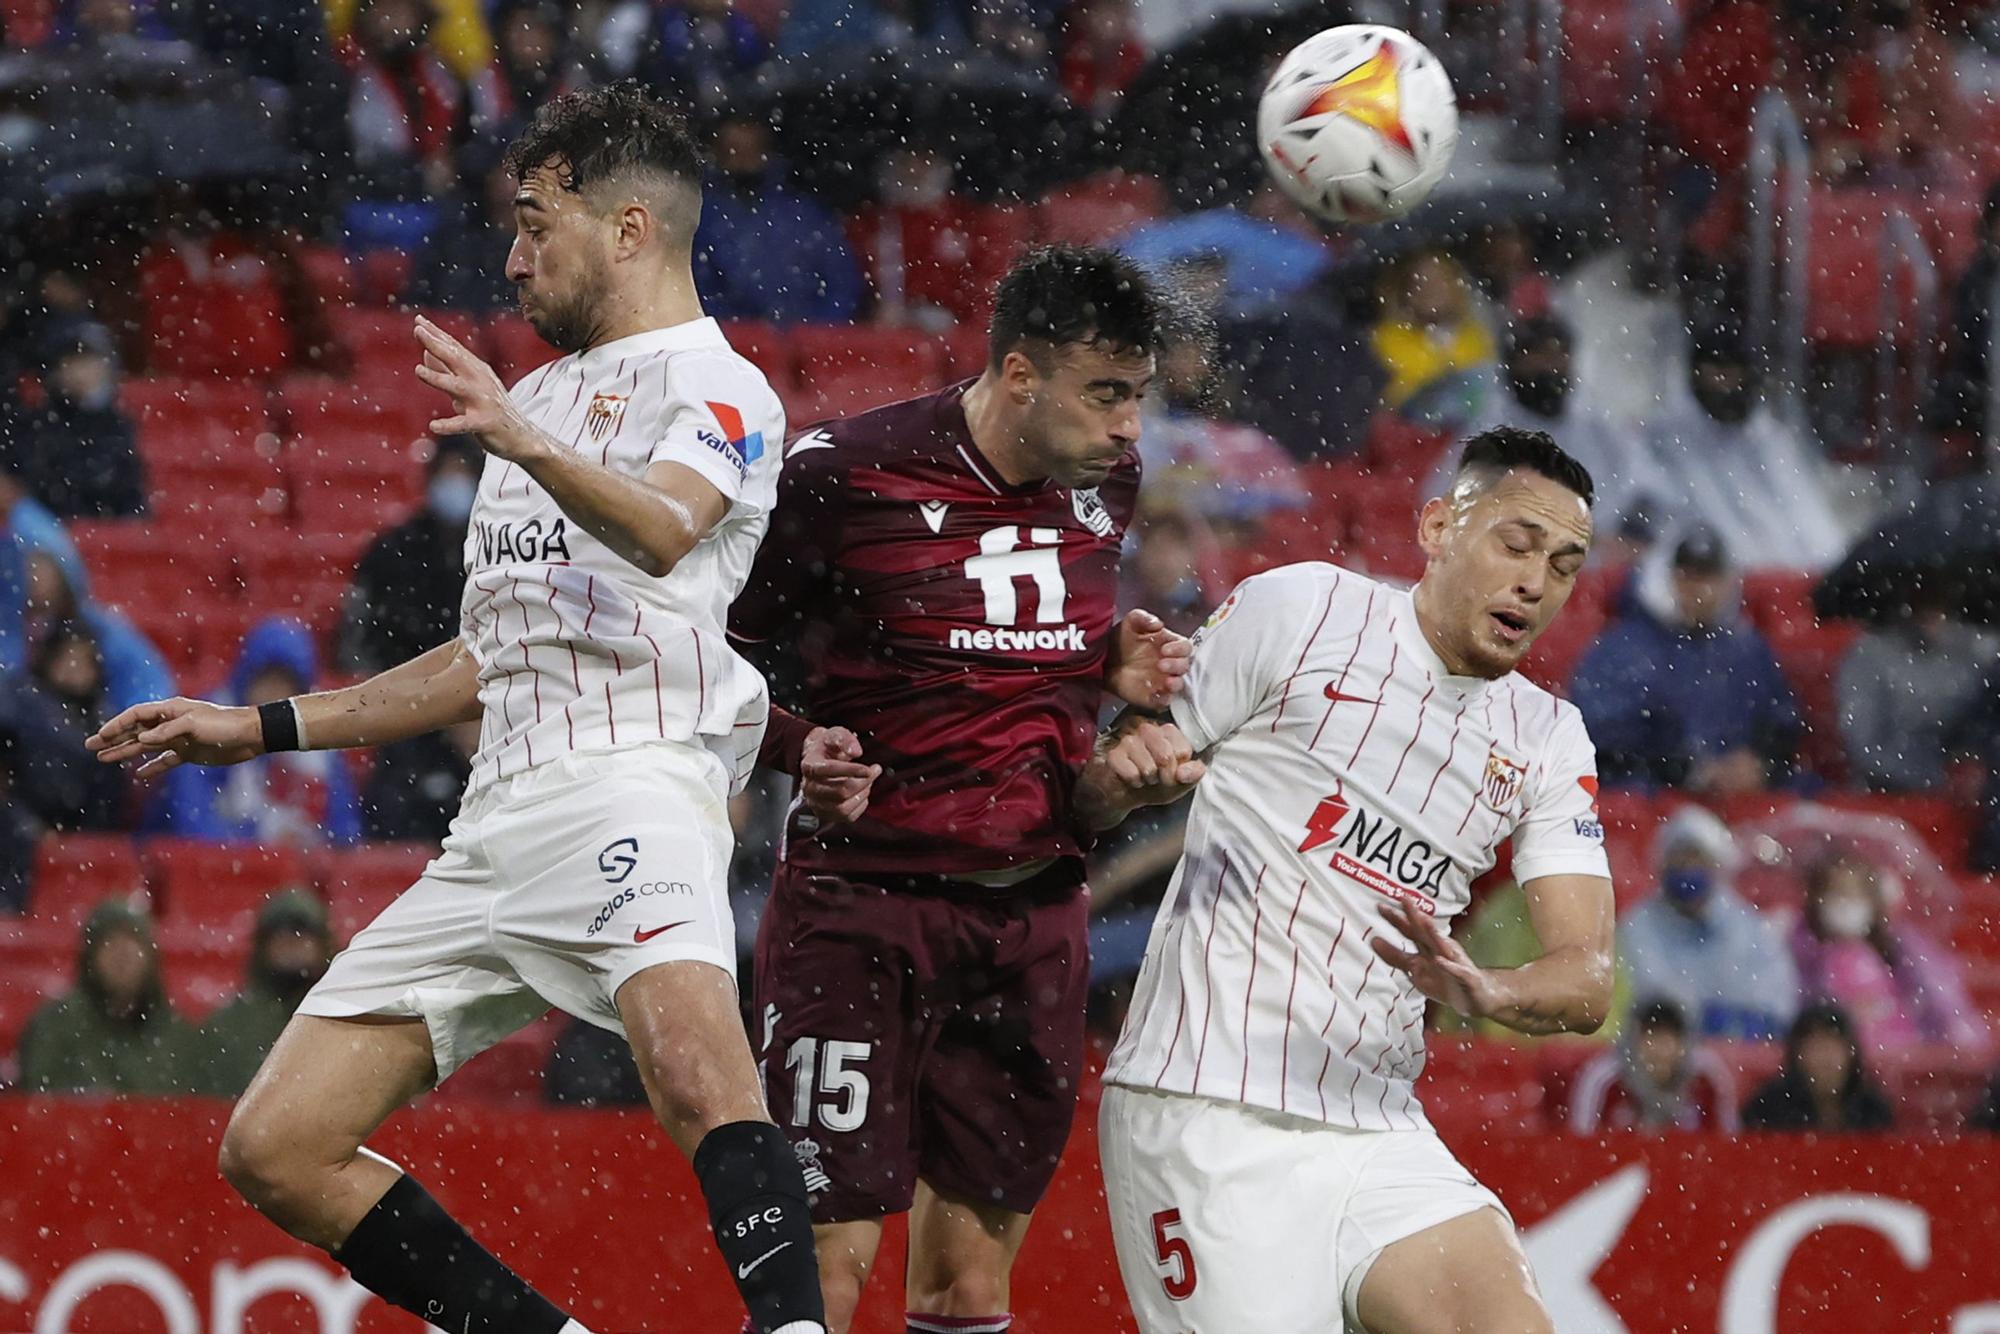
[502,80,703,202]
[988,245,1175,370]
[1453,425,1596,508]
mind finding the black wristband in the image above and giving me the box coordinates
[258,699,301,753]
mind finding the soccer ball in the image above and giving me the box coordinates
[1257,24,1459,224]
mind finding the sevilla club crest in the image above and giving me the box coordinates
[1481,748,1527,811]
[585,392,629,442]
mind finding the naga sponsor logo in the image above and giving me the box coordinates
[1297,792,1454,909]
[473,515,572,567]
[947,624,1089,652]
[585,879,694,938]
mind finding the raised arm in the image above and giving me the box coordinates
[414,316,729,577]
[88,638,482,777]
[1371,873,1615,1036]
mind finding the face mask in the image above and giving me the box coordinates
[428,473,476,524]
[1662,868,1712,909]
[1693,381,1752,424]
[1818,895,1875,941]
[1505,369,1568,418]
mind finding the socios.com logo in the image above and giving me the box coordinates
[598,837,640,884]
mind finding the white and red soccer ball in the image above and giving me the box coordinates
[1257,24,1460,225]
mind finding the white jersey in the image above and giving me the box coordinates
[1104,562,1611,1131]
[460,317,783,794]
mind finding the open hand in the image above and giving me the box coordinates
[414,316,535,459]
[1370,897,1503,1020]
[86,698,263,779]
[800,726,880,827]
[1105,608,1192,711]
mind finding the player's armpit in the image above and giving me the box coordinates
[1495,872,1617,1035]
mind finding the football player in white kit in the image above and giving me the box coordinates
[1075,427,1615,1334]
[87,86,827,1334]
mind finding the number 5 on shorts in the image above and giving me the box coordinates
[1150,1208,1197,1301]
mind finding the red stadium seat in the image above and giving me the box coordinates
[1362,413,1453,477]
[485,315,559,385]
[332,308,481,382]
[236,543,363,627]
[1033,172,1166,245]
[31,836,148,930]
[356,250,415,307]
[145,841,313,944]
[145,450,290,531]
[941,323,988,379]
[161,938,248,1021]
[1416,1037,1544,1129]
[848,202,1032,327]
[120,377,274,441]
[287,466,421,536]
[432,1012,563,1104]
[788,325,945,424]
[296,244,357,311]
[1740,569,1818,639]
[138,234,295,378]
[315,843,433,940]
[277,373,437,443]
[69,520,238,611]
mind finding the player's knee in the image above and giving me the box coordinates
[818,1269,865,1334]
[217,1106,294,1206]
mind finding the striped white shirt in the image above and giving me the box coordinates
[1104,562,1611,1130]
[461,317,784,793]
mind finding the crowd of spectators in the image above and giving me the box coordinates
[2,0,2000,1124]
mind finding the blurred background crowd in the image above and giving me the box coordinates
[3,0,2000,1137]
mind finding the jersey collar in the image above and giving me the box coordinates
[1393,590,1493,696]
[579,316,726,368]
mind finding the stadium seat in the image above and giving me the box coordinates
[30,836,148,930]
[315,843,433,940]
[941,323,989,379]
[432,1012,562,1104]
[788,326,945,425]
[277,373,437,443]
[485,315,559,385]
[848,202,1033,327]
[1417,1037,1544,1129]
[145,841,313,945]
[69,520,238,611]
[236,543,363,627]
[120,377,274,441]
[138,235,295,378]
[161,938,248,1021]
[1362,414,1453,477]
[1033,172,1166,245]
[146,450,291,531]
[332,307,481,382]
[296,244,356,311]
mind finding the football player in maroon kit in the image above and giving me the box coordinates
[728,246,1187,1334]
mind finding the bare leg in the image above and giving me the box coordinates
[903,1179,1034,1319]
[1354,1208,1554,1334]
[814,1218,886,1334]
[217,1014,437,1250]
[615,961,773,1150]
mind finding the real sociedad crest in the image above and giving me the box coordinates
[1072,487,1114,537]
[585,392,629,442]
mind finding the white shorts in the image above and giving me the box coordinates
[1099,1084,1512,1333]
[299,743,737,1081]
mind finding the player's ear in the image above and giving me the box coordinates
[1416,496,1453,558]
[1000,348,1040,404]
[612,200,652,260]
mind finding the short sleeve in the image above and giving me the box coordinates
[1510,701,1614,885]
[649,352,783,513]
[1169,565,1322,753]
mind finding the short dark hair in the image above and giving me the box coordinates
[1453,425,1596,508]
[502,81,703,205]
[988,245,1170,370]
[1633,998,1689,1037]
[1504,313,1571,362]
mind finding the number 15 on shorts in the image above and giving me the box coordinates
[1151,1208,1197,1301]
[783,1037,872,1132]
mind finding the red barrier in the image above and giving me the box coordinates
[2,1092,1996,1332]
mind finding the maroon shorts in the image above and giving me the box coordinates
[752,861,1090,1223]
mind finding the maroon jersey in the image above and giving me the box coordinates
[729,382,1138,877]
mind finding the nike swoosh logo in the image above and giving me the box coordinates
[1324,683,1380,705]
[736,1240,792,1280]
[633,921,693,943]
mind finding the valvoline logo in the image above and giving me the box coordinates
[701,400,765,480]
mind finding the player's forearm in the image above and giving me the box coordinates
[501,425,702,577]
[293,639,482,750]
[759,704,816,777]
[1478,943,1615,1036]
